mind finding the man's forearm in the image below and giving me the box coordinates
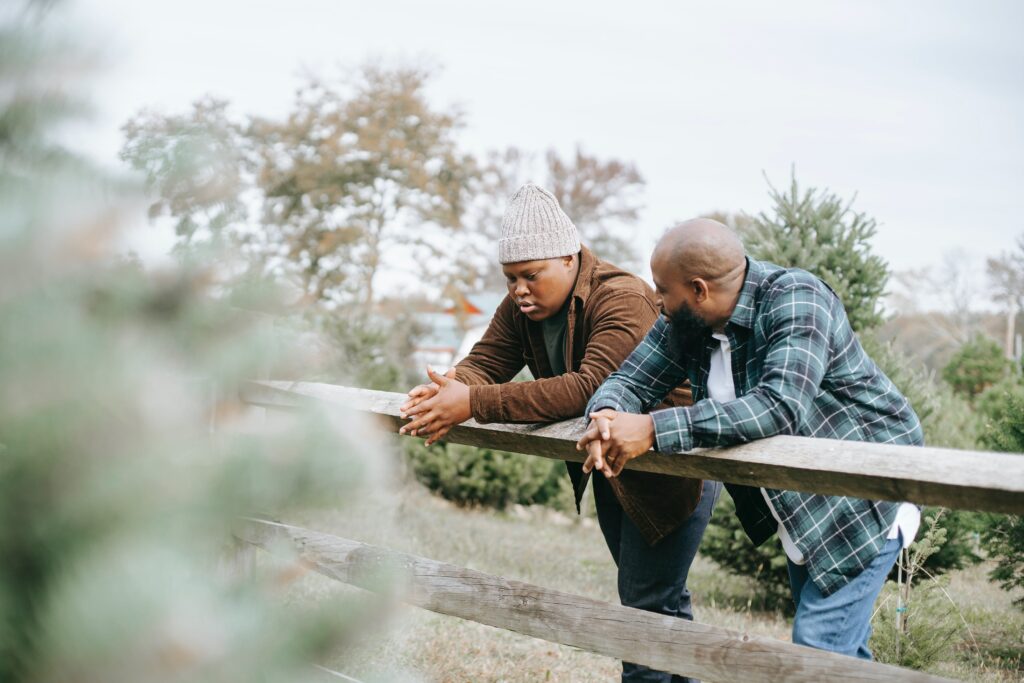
[650,388,799,453]
[586,375,646,416]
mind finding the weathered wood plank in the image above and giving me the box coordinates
[238,518,953,683]
[240,380,1024,515]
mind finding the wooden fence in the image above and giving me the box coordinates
[238,379,1024,682]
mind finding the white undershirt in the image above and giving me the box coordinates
[706,333,919,565]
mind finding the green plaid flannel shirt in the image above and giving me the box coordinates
[588,258,923,596]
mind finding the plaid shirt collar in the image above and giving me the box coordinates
[725,257,765,331]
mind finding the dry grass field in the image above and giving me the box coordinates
[273,481,1023,683]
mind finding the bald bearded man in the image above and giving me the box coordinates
[577,218,923,662]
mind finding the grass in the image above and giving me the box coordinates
[935,563,1024,681]
[270,476,1022,682]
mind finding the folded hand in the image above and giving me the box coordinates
[576,409,656,477]
[399,366,471,446]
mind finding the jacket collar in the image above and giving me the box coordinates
[725,257,765,330]
[569,245,598,307]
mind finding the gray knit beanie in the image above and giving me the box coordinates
[498,183,581,264]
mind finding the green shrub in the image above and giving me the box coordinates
[403,438,574,512]
[871,577,964,670]
[976,378,1024,608]
[976,375,1024,453]
[915,508,984,574]
[318,313,424,392]
[942,335,1013,402]
[862,334,982,451]
[871,511,966,670]
[983,515,1024,609]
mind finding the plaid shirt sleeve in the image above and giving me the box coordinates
[586,316,688,419]
[651,275,834,453]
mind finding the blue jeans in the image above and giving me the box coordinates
[594,476,722,683]
[787,535,902,659]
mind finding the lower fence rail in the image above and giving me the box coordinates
[237,518,955,683]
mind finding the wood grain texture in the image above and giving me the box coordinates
[240,380,1024,515]
[238,518,954,683]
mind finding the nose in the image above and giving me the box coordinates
[514,280,529,298]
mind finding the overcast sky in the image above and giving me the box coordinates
[69,0,1024,294]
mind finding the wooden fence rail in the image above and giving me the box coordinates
[238,517,954,683]
[241,380,1024,515]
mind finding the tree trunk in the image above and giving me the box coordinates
[361,217,384,315]
[1005,303,1018,360]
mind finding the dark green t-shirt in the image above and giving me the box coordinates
[540,303,569,376]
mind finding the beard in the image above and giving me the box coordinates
[665,301,711,358]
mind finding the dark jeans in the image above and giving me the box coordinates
[594,476,722,683]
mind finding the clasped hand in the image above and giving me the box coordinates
[575,409,656,478]
[399,366,471,446]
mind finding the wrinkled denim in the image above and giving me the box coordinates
[787,534,903,659]
[594,476,722,683]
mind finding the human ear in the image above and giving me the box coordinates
[692,278,710,303]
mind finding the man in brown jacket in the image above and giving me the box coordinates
[400,183,720,683]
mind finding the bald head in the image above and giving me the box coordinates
[650,218,747,332]
[653,218,745,282]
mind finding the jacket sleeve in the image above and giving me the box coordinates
[453,294,527,387]
[586,315,689,417]
[469,291,661,423]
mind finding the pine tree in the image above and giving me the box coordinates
[978,379,1024,608]
[1,3,386,679]
[942,335,1013,401]
[741,171,889,332]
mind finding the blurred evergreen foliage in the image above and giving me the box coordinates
[402,439,574,513]
[942,335,1013,402]
[977,375,1024,453]
[862,335,982,452]
[977,375,1024,608]
[1,3,393,680]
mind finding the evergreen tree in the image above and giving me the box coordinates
[976,376,1024,608]
[403,439,573,512]
[741,172,889,332]
[942,334,1012,401]
[1,3,386,679]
